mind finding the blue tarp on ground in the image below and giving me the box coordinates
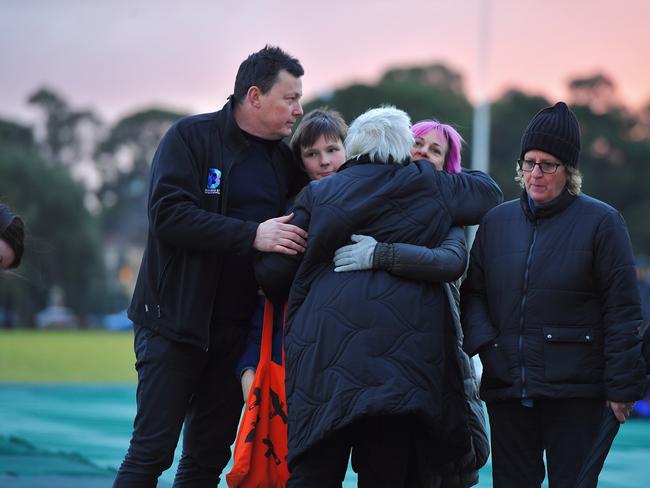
[0,384,649,487]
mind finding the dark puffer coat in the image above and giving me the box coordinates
[256,158,502,468]
[461,190,646,404]
[374,228,489,487]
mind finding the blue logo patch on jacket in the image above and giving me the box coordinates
[205,168,221,195]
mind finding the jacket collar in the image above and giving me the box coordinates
[221,98,249,153]
[520,189,577,221]
[337,154,409,173]
[338,155,372,172]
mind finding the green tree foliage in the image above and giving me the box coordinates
[569,73,617,114]
[1,68,648,330]
[300,68,649,255]
[567,88,650,255]
[28,88,101,169]
[0,120,34,148]
[489,90,550,199]
[0,120,110,325]
[303,63,473,144]
[94,108,187,244]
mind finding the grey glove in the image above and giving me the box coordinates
[333,234,378,272]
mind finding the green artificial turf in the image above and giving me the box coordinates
[0,330,136,383]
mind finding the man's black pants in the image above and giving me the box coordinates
[113,323,248,488]
[487,398,606,488]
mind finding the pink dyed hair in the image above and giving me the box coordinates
[411,119,464,173]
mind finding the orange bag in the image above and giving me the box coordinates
[227,299,290,488]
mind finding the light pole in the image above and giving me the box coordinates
[468,0,492,248]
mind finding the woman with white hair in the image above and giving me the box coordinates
[256,106,502,487]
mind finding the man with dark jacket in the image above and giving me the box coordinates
[114,46,308,487]
[461,102,647,487]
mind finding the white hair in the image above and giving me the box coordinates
[344,106,413,164]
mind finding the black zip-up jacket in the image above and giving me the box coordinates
[128,100,304,350]
[461,190,646,403]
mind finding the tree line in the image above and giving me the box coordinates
[1,64,648,326]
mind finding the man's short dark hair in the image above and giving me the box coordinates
[232,45,304,104]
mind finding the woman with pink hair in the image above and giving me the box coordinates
[411,119,464,173]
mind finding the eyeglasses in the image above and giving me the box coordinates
[517,159,563,174]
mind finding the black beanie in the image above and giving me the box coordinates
[520,102,581,167]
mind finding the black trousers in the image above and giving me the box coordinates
[113,323,248,488]
[287,415,423,488]
[487,398,606,488]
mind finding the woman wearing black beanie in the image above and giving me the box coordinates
[461,102,646,487]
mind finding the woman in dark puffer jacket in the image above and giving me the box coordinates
[461,102,647,488]
[256,106,502,487]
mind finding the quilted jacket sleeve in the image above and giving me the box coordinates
[373,226,467,282]
[593,210,647,401]
[437,169,503,226]
[642,324,650,375]
[460,221,500,357]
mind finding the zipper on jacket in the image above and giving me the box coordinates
[203,149,247,354]
[205,154,238,354]
[518,221,538,399]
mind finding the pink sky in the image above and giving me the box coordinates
[2,0,649,124]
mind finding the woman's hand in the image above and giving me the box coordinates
[333,234,378,272]
[607,400,635,423]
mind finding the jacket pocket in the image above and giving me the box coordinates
[542,326,598,383]
[478,341,513,389]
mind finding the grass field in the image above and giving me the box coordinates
[0,330,136,383]
[1,330,649,487]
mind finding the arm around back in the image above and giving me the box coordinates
[437,169,503,226]
[373,226,467,282]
